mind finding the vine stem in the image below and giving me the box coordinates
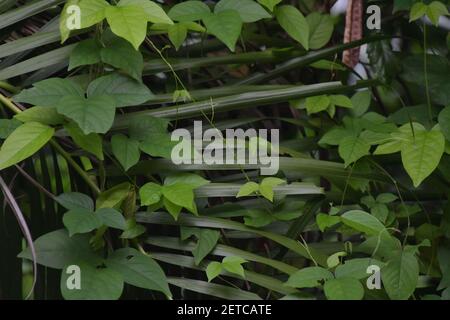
[0,93,22,114]
[423,22,433,125]
[0,92,101,196]
[0,81,19,93]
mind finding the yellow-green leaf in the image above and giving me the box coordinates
[0,122,54,170]
[401,127,445,187]
[105,5,148,50]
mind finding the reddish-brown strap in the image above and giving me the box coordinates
[342,0,363,68]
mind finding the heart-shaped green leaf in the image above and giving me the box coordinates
[57,95,116,134]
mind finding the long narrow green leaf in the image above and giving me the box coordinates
[167,277,262,300]
[194,182,323,198]
[0,0,16,14]
[0,0,64,30]
[146,236,299,275]
[234,35,390,85]
[113,80,378,128]
[0,31,61,59]
[137,212,328,266]
[151,252,298,295]
[143,49,301,74]
[119,157,388,183]
[0,45,74,80]
[0,16,59,69]
[144,85,294,106]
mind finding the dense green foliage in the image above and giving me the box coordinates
[0,0,450,300]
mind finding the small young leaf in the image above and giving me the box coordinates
[305,95,330,114]
[206,262,222,282]
[361,195,376,208]
[163,197,183,219]
[259,177,285,202]
[376,193,398,204]
[326,251,347,268]
[140,182,163,206]
[105,5,148,50]
[426,1,449,26]
[236,181,259,197]
[222,256,247,278]
[330,95,353,108]
[409,2,428,22]
[162,183,195,213]
[319,127,353,146]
